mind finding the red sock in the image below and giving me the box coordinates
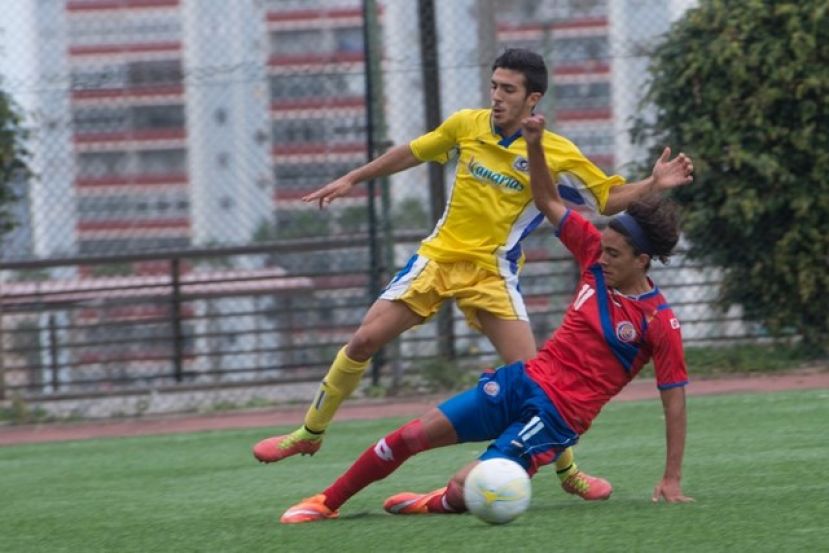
[425,479,466,513]
[323,419,429,511]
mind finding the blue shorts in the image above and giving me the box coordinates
[437,361,579,476]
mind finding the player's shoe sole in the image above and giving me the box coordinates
[561,471,613,501]
[280,494,339,524]
[253,431,322,463]
[383,487,448,515]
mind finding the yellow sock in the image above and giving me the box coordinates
[303,346,369,433]
[555,447,578,482]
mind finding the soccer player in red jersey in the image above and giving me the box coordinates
[256,48,695,501]
[279,115,694,524]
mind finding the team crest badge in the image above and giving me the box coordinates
[670,318,681,329]
[513,156,529,173]
[615,321,638,343]
[483,381,500,397]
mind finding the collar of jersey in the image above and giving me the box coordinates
[611,279,659,301]
[490,117,523,148]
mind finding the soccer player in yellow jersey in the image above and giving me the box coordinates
[253,49,694,501]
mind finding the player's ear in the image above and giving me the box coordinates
[527,91,542,109]
[636,253,650,271]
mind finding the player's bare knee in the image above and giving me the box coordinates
[345,333,377,361]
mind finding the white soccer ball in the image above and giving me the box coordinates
[463,458,532,525]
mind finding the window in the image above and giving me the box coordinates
[73,60,182,91]
[127,60,182,87]
[270,26,363,57]
[274,161,357,188]
[77,195,129,218]
[272,116,364,145]
[554,82,610,110]
[72,65,127,90]
[78,237,191,255]
[334,27,363,53]
[554,36,609,63]
[265,0,356,9]
[137,149,187,174]
[270,29,325,56]
[132,105,185,130]
[77,190,190,221]
[73,105,184,134]
[77,152,128,178]
[77,150,187,179]
[73,107,130,134]
[69,13,181,47]
[496,0,607,24]
[270,73,364,101]
[498,38,543,53]
[564,128,615,156]
[272,119,325,144]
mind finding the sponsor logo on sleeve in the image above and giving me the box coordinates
[483,381,501,397]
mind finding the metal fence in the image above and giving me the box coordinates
[0,0,768,417]
[0,226,760,417]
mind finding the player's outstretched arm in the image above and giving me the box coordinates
[652,386,694,503]
[522,115,567,226]
[302,144,422,209]
[604,147,694,215]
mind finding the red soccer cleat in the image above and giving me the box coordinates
[253,429,322,463]
[561,470,613,501]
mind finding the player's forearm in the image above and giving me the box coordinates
[526,141,566,224]
[660,386,687,480]
[346,144,421,184]
[603,176,656,215]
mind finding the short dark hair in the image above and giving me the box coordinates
[609,194,681,265]
[492,48,548,96]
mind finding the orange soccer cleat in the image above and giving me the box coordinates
[280,495,339,524]
[382,487,448,515]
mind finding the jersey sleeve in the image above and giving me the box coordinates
[648,310,689,390]
[547,134,625,214]
[555,209,602,272]
[409,110,468,164]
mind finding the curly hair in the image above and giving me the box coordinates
[608,194,681,264]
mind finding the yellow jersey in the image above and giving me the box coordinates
[409,108,624,275]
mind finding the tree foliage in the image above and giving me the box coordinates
[0,87,29,236]
[634,0,829,349]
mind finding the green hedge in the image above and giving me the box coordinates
[634,0,829,351]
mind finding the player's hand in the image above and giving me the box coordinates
[652,477,694,503]
[301,176,356,209]
[651,147,694,190]
[521,114,545,146]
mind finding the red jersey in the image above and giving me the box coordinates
[525,210,688,434]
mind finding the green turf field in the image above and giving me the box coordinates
[2,389,827,553]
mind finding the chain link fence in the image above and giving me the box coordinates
[0,0,779,419]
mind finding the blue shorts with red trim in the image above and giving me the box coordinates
[437,361,579,476]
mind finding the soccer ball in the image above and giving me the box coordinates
[463,458,532,525]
